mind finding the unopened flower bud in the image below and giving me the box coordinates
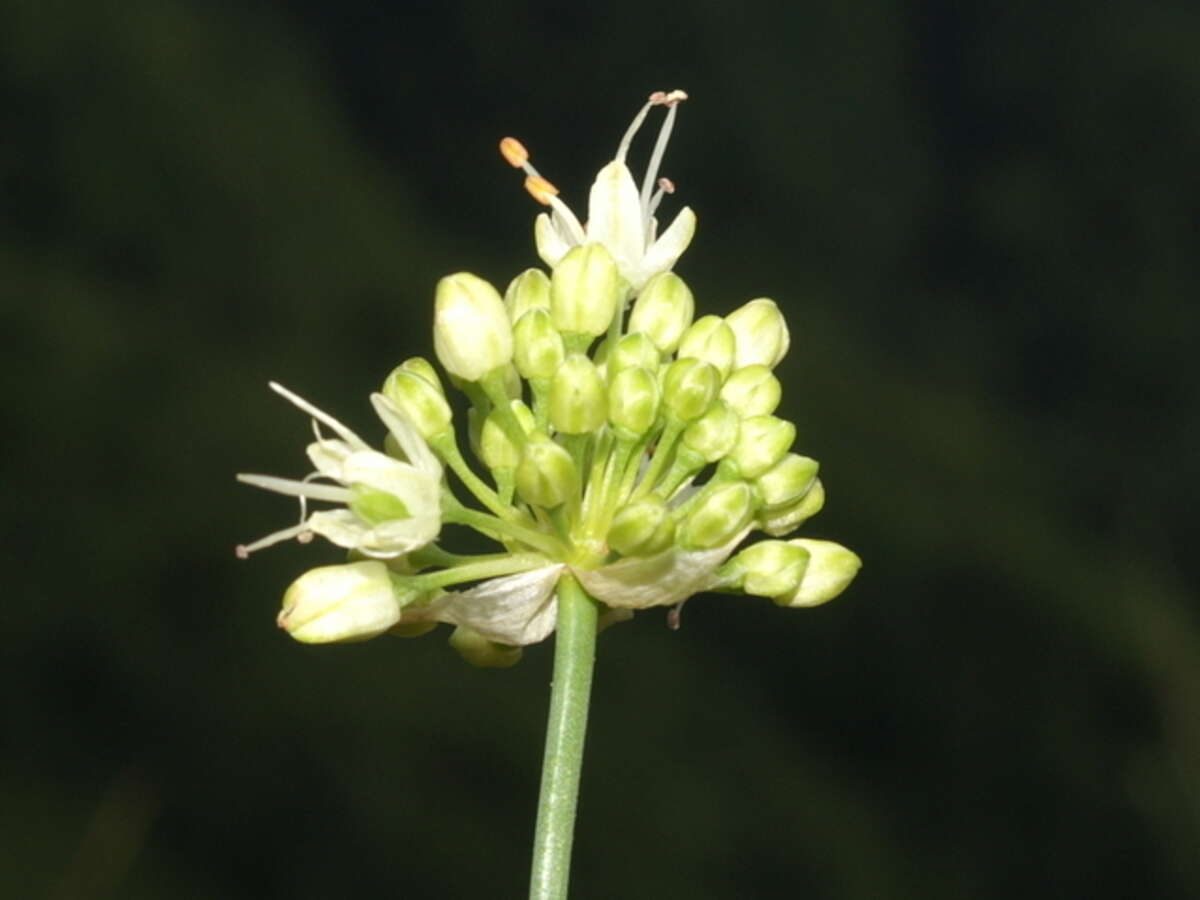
[758,478,825,536]
[775,539,861,607]
[381,367,453,439]
[449,625,523,668]
[607,366,660,439]
[434,273,513,381]
[551,243,622,337]
[720,365,782,418]
[397,357,445,395]
[679,481,754,550]
[516,434,579,508]
[677,315,736,381]
[680,399,739,463]
[607,496,676,557]
[726,298,789,369]
[662,357,720,423]
[755,453,819,509]
[727,540,810,598]
[549,353,607,435]
[606,331,661,378]
[628,271,694,354]
[504,267,552,321]
[726,414,795,479]
[513,307,565,380]
[277,561,405,643]
[480,399,535,471]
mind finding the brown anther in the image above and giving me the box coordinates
[523,175,559,205]
[649,89,689,107]
[657,177,676,194]
[499,136,529,168]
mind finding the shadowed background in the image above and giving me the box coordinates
[3,1,1198,897]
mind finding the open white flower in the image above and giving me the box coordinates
[236,383,443,559]
[501,90,696,292]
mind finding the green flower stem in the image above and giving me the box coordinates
[529,573,599,900]
[431,434,517,522]
[406,552,550,592]
[442,496,566,558]
[480,369,529,449]
[630,418,684,500]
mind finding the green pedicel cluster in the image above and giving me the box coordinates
[237,92,860,665]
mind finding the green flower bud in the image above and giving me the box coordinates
[728,540,811,599]
[720,365,782,418]
[679,481,754,550]
[758,478,825,536]
[397,357,445,395]
[551,243,622,337]
[607,366,660,439]
[434,272,513,381]
[662,357,720,423]
[549,353,607,435]
[607,496,676,557]
[775,539,861,608]
[755,453,819,509]
[513,307,565,380]
[277,561,405,643]
[449,625,523,668]
[480,399,535,471]
[516,434,579,508]
[628,271,694,354]
[726,298,789,370]
[680,399,739,463]
[381,367,453,439]
[726,415,795,479]
[504,267,552,321]
[606,331,661,379]
[677,315,736,381]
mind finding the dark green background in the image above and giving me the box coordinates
[4,1,1197,897]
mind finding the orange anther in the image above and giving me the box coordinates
[523,175,559,205]
[500,136,529,168]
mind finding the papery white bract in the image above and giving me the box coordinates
[502,91,696,292]
[236,383,443,559]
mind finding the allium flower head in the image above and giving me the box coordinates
[238,92,859,660]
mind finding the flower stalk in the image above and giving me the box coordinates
[529,574,599,900]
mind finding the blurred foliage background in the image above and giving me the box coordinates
[3,1,1198,897]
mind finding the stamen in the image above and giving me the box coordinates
[523,174,560,205]
[615,94,659,163]
[639,91,687,223]
[499,137,529,168]
[648,177,675,217]
[235,521,314,558]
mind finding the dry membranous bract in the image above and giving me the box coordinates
[237,91,861,665]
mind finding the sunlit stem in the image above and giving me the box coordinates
[528,573,599,900]
[442,492,565,557]
[630,418,684,500]
[480,369,528,450]
[430,432,520,522]
[405,552,551,593]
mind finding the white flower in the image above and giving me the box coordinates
[501,90,697,292]
[236,383,443,559]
